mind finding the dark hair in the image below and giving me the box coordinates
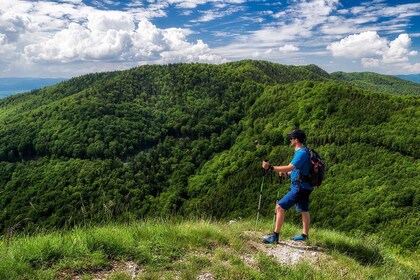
[287,129,306,143]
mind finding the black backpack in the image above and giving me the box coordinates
[301,148,325,187]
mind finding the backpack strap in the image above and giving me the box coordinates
[296,148,311,184]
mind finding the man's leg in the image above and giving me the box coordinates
[292,188,311,241]
[264,187,296,244]
[302,211,310,235]
[263,204,286,244]
[275,204,286,233]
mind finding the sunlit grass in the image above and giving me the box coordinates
[0,218,417,279]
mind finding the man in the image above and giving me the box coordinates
[261,129,313,244]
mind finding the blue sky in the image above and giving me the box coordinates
[0,0,419,77]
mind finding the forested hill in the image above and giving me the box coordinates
[0,60,418,253]
[331,71,420,95]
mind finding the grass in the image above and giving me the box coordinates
[0,218,418,279]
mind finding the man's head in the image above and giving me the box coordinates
[287,129,306,145]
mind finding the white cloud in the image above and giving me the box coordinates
[361,58,381,68]
[23,13,224,64]
[382,33,413,63]
[0,0,223,74]
[167,0,207,9]
[329,31,420,73]
[160,39,226,63]
[345,2,420,33]
[377,3,420,18]
[0,33,17,61]
[57,0,83,3]
[293,0,339,27]
[410,33,420,38]
[400,63,420,73]
[272,11,285,18]
[180,10,193,16]
[126,1,144,8]
[0,10,29,43]
[23,11,138,62]
[327,31,387,58]
[257,0,420,49]
[279,44,299,52]
[125,7,167,20]
[248,0,339,46]
[87,12,135,33]
[193,6,243,23]
[163,0,246,9]
[238,16,264,23]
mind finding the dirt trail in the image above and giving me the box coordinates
[252,239,326,266]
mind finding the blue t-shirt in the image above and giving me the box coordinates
[290,147,312,189]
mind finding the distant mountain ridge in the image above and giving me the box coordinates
[330,71,420,95]
[0,77,66,98]
[396,74,420,84]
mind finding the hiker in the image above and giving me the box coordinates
[262,129,313,244]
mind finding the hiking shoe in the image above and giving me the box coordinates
[291,234,308,241]
[263,232,279,244]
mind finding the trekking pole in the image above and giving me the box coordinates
[255,160,268,231]
[272,173,284,230]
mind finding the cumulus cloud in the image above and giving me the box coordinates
[327,31,387,58]
[160,39,226,63]
[24,21,132,62]
[278,44,299,52]
[0,0,225,72]
[23,13,223,64]
[0,11,29,43]
[87,12,135,33]
[382,33,416,64]
[361,58,381,68]
[328,31,419,73]
[0,33,17,60]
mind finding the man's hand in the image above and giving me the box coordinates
[279,172,287,177]
[262,160,270,170]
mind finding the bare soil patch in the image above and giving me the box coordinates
[254,240,326,266]
[57,260,140,280]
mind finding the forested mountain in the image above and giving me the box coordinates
[331,71,420,95]
[0,60,418,253]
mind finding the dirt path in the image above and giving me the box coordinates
[252,239,326,266]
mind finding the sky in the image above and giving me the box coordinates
[0,0,419,78]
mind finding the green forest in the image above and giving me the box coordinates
[0,60,418,253]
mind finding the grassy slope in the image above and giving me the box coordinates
[0,219,417,280]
